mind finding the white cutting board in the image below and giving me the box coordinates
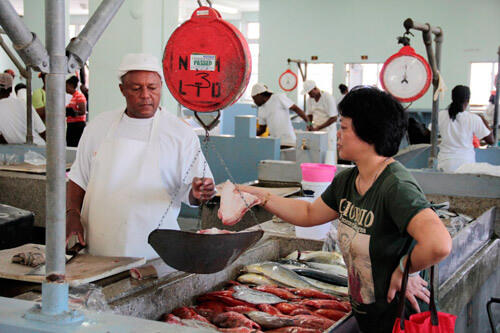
[0,244,145,287]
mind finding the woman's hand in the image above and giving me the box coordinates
[387,267,430,313]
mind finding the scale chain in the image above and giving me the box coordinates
[156,146,203,230]
[206,139,261,227]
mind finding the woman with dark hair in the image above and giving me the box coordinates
[238,87,452,332]
[65,75,87,147]
[437,85,493,172]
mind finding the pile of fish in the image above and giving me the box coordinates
[163,251,351,332]
[434,202,474,237]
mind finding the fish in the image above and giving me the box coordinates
[252,286,301,301]
[266,327,321,333]
[298,299,351,312]
[212,311,261,329]
[285,267,348,287]
[291,314,335,331]
[285,250,345,266]
[232,285,286,304]
[301,276,349,297]
[179,319,219,331]
[237,273,284,287]
[285,288,338,300]
[197,290,253,307]
[163,314,184,325]
[289,308,314,316]
[225,305,258,314]
[218,328,263,333]
[256,304,286,317]
[218,180,261,226]
[303,262,348,278]
[243,262,317,290]
[171,306,211,323]
[314,309,348,321]
[196,301,226,314]
[274,303,307,315]
[245,311,295,330]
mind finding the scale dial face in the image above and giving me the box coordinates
[380,47,432,103]
[279,70,298,91]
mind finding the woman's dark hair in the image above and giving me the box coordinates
[14,83,26,94]
[448,85,470,121]
[66,75,79,89]
[489,94,496,104]
[338,86,408,157]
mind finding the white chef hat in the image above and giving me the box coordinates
[116,53,163,81]
[301,80,316,94]
[251,83,273,97]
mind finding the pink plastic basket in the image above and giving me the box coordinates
[300,163,337,182]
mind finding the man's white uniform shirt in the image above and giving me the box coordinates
[0,96,45,145]
[257,93,296,146]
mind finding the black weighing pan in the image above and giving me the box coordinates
[148,229,264,274]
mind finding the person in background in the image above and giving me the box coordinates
[65,53,215,260]
[437,85,493,172]
[4,69,17,98]
[302,80,339,164]
[484,93,496,128]
[238,86,452,332]
[0,73,45,145]
[252,83,310,148]
[65,75,87,147]
[32,73,46,121]
[338,83,349,104]
[14,83,27,102]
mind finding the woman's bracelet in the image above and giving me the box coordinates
[66,208,81,215]
[399,254,420,277]
[261,192,271,207]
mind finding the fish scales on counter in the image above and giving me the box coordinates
[245,311,295,330]
[213,311,262,330]
[218,180,261,226]
[233,285,287,304]
[285,250,345,266]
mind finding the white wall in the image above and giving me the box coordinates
[259,0,500,108]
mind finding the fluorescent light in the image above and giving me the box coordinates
[212,4,238,14]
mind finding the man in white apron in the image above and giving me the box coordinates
[302,80,339,164]
[65,53,216,260]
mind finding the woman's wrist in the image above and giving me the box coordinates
[399,254,420,277]
[260,192,271,207]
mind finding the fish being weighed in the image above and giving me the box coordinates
[218,180,261,226]
[232,285,286,304]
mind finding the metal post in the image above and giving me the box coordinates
[25,67,33,144]
[403,19,443,169]
[288,58,308,112]
[0,1,49,72]
[493,46,500,144]
[66,0,125,72]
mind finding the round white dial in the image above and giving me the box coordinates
[279,71,298,91]
[382,56,429,99]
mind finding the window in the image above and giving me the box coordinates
[240,22,259,102]
[296,63,334,109]
[470,62,498,106]
[69,24,85,39]
[345,63,384,90]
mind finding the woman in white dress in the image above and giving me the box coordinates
[437,85,493,172]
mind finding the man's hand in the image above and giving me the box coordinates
[190,177,216,204]
[387,266,430,313]
[66,209,86,247]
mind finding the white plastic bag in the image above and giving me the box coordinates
[24,150,46,166]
